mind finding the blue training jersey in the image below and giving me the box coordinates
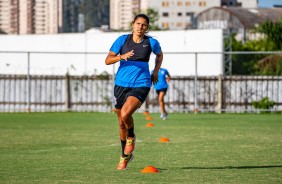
[109,34,162,88]
[153,68,170,90]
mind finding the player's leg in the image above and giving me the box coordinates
[120,96,141,129]
[121,96,140,155]
[121,86,149,136]
[116,97,140,170]
[158,91,166,116]
[114,86,135,170]
[117,87,149,170]
[116,109,126,156]
[116,108,134,170]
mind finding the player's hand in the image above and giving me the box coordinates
[151,73,158,85]
[121,50,134,61]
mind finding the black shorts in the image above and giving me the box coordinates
[114,85,150,109]
[156,88,168,95]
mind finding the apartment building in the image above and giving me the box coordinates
[0,0,19,34]
[237,0,258,8]
[110,0,140,30]
[149,0,222,30]
[148,0,258,30]
[0,0,62,34]
[110,0,223,30]
[110,0,258,30]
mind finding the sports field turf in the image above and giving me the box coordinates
[0,112,281,184]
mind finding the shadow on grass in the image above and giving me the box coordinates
[141,166,282,173]
[181,165,282,170]
[152,165,282,172]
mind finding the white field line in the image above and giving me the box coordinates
[29,140,143,152]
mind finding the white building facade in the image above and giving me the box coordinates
[237,0,258,8]
[0,0,19,34]
[0,0,62,34]
[110,0,140,30]
[148,0,221,30]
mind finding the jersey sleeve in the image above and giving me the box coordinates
[165,69,170,76]
[109,34,128,54]
[148,37,162,55]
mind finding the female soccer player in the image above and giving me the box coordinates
[105,14,163,170]
[153,68,171,120]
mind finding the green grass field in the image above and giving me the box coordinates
[0,112,281,184]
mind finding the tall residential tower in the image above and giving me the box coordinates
[0,0,62,34]
[110,0,140,30]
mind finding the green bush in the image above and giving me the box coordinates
[252,97,275,111]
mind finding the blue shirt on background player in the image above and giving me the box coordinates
[153,68,170,90]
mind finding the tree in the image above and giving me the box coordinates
[255,54,282,75]
[135,8,160,31]
[228,18,282,75]
[145,8,160,30]
[228,34,266,75]
[258,18,282,50]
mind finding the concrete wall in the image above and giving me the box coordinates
[0,29,223,76]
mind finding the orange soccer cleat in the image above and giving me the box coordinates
[117,154,134,170]
[124,135,136,155]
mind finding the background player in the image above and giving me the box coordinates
[153,68,171,120]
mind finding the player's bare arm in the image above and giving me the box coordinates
[105,50,135,65]
[166,73,171,83]
[151,51,163,84]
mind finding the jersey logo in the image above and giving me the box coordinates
[143,45,149,47]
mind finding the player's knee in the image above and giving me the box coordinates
[119,121,126,129]
[120,111,132,124]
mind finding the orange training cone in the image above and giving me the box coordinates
[159,137,170,142]
[143,111,149,115]
[140,166,159,173]
[146,116,152,120]
[146,122,154,127]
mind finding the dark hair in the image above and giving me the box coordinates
[133,14,150,25]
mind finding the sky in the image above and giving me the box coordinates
[259,0,282,7]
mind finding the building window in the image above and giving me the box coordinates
[162,22,169,29]
[177,1,183,6]
[162,2,169,7]
[163,12,169,17]
[177,22,183,27]
[186,2,191,6]
[186,12,193,16]
[185,22,191,28]
[199,1,206,7]
[177,12,182,16]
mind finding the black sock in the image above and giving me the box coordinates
[127,126,134,138]
[121,140,126,157]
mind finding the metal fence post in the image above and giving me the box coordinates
[26,52,31,113]
[65,72,71,111]
[194,52,198,113]
[216,75,222,113]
